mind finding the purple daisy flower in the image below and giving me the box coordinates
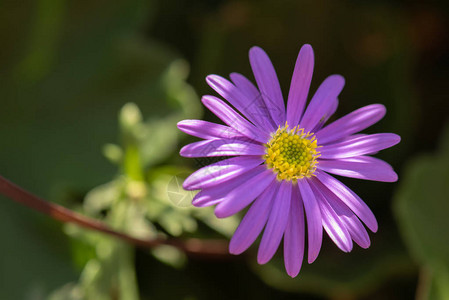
[178,44,400,277]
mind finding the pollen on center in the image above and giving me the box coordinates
[264,123,320,181]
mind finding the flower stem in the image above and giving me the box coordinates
[0,174,231,258]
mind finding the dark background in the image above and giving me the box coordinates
[0,0,448,299]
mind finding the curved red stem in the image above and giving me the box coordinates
[0,175,232,259]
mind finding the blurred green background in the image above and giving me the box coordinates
[0,0,448,299]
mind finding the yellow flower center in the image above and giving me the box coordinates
[264,124,320,181]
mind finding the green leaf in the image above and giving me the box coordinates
[48,283,84,300]
[394,124,449,300]
[194,208,239,238]
[102,144,124,165]
[151,245,187,269]
[83,180,123,216]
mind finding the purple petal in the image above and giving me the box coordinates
[249,47,285,125]
[214,168,275,218]
[322,134,379,156]
[177,120,245,140]
[311,184,353,252]
[230,72,276,131]
[299,75,345,133]
[202,95,269,143]
[298,179,323,263]
[192,190,222,207]
[180,138,265,157]
[332,134,367,143]
[283,184,305,277]
[317,156,398,182]
[324,97,339,122]
[206,75,265,130]
[229,73,260,100]
[183,156,263,190]
[319,133,401,159]
[192,167,265,207]
[258,181,292,264]
[324,190,371,249]
[208,73,275,132]
[316,104,386,145]
[313,97,339,130]
[229,181,277,254]
[312,176,370,248]
[315,171,378,232]
[286,44,314,127]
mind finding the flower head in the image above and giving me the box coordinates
[265,124,319,180]
[178,44,400,277]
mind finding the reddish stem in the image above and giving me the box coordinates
[0,175,232,259]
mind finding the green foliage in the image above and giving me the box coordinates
[1,0,447,299]
[0,0,204,298]
[394,124,449,300]
[49,102,239,299]
[1,0,207,298]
